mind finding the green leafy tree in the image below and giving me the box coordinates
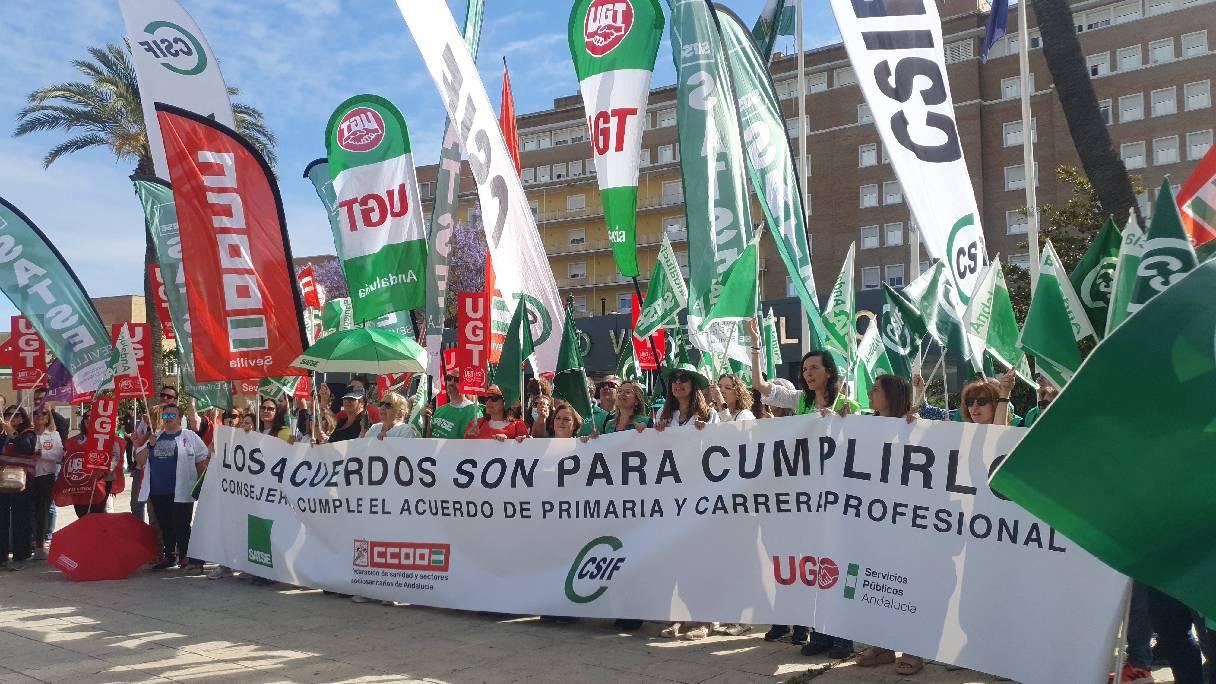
[13,43,277,395]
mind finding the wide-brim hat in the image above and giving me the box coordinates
[662,363,709,390]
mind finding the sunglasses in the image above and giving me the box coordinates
[597,383,619,390]
[1037,399,1051,408]
[485,395,503,403]
[161,412,180,420]
[671,374,693,384]
[963,397,992,408]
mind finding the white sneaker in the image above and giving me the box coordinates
[206,565,232,580]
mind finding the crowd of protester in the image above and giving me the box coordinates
[0,321,1210,683]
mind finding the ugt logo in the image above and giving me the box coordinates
[583,0,634,57]
[137,21,207,76]
[565,535,626,603]
[772,555,840,590]
[247,515,274,568]
[337,106,386,153]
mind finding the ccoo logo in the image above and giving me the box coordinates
[584,0,634,57]
[137,21,207,76]
[565,535,626,603]
[337,107,386,153]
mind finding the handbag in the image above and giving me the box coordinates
[0,465,26,494]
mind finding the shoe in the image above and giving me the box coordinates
[32,548,48,560]
[791,627,811,646]
[151,559,176,570]
[721,624,752,637]
[763,625,791,642]
[1107,663,1154,684]
[182,563,205,576]
[380,600,402,606]
[660,623,682,638]
[206,566,232,580]
[683,625,710,640]
[828,644,854,659]
[351,595,373,603]
[613,619,643,631]
[8,560,26,571]
[800,638,832,657]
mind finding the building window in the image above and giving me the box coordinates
[1080,7,1112,30]
[1113,0,1142,23]
[640,148,651,166]
[1187,130,1214,160]
[1147,0,1173,15]
[552,162,568,180]
[834,67,856,87]
[522,168,535,184]
[569,159,584,177]
[885,264,906,288]
[664,215,687,239]
[1001,77,1021,100]
[1009,253,1031,269]
[1153,136,1179,165]
[884,181,903,205]
[1185,80,1212,110]
[658,144,675,163]
[1182,31,1208,56]
[568,261,587,279]
[1007,209,1028,234]
[1099,99,1114,125]
[662,180,683,203]
[786,117,801,135]
[860,184,879,208]
[537,165,551,182]
[566,194,585,212]
[528,199,539,219]
[1002,119,1037,147]
[419,182,433,199]
[786,278,798,297]
[1005,165,1027,191]
[1151,87,1177,117]
[861,225,880,249]
[775,80,797,100]
[885,222,904,246]
[861,266,881,290]
[571,295,588,313]
[568,228,586,245]
[1149,38,1174,63]
[944,39,974,63]
[857,104,872,124]
[617,294,632,313]
[1117,45,1142,70]
[808,72,828,93]
[858,143,878,167]
[1087,52,1111,76]
[656,108,676,128]
[1121,141,1147,169]
[1119,93,1145,122]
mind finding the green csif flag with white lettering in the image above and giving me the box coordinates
[569,0,664,278]
[325,95,427,324]
[635,234,688,340]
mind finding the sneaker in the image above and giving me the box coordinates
[763,625,791,642]
[800,638,833,657]
[8,560,26,571]
[1108,663,1154,684]
[721,624,752,637]
[660,623,682,638]
[351,595,373,603]
[206,566,233,580]
[151,559,176,571]
[181,563,205,576]
[828,643,854,659]
[683,625,710,640]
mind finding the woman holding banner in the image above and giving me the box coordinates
[746,320,859,417]
[30,408,64,560]
[367,392,418,439]
[465,386,528,441]
[717,374,755,422]
[601,381,651,434]
[960,371,1017,426]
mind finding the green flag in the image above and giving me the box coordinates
[259,376,301,400]
[1018,241,1093,388]
[325,94,428,323]
[906,261,970,361]
[853,324,894,409]
[97,324,139,397]
[614,332,638,382]
[569,0,664,278]
[1105,211,1146,336]
[750,0,791,61]
[963,258,1032,383]
[1068,217,1122,338]
[635,234,688,339]
[552,308,594,421]
[495,299,535,410]
[762,307,781,380]
[663,322,691,372]
[823,243,857,365]
[322,298,354,337]
[704,241,759,327]
[880,283,925,379]
[991,258,1216,619]
[1128,180,1197,316]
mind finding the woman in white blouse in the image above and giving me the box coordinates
[717,373,755,422]
[30,408,64,559]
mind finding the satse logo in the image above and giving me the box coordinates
[137,21,207,76]
[584,0,634,57]
[565,535,626,603]
[337,107,386,153]
[353,540,451,572]
[247,515,274,568]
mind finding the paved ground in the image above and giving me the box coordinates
[0,497,1175,684]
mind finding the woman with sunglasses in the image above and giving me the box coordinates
[960,370,1017,426]
[465,385,528,441]
[1017,378,1057,428]
[367,392,419,440]
[655,363,718,434]
[253,399,293,442]
[30,408,64,560]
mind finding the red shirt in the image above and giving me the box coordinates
[464,417,529,440]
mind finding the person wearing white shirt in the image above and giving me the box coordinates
[135,404,209,570]
[717,373,756,423]
[30,408,64,559]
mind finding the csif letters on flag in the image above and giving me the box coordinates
[155,104,307,381]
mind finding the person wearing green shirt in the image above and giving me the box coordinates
[426,370,483,439]
[1018,381,1057,428]
[601,380,652,434]
[580,374,622,436]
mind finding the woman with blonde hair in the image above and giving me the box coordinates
[960,370,1017,426]
[716,373,754,422]
[367,391,418,439]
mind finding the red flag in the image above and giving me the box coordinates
[297,263,323,309]
[155,104,307,381]
[293,375,313,399]
[148,265,176,339]
[231,379,260,396]
[10,316,47,389]
[457,293,489,395]
[83,396,119,474]
[1177,142,1216,246]
[111,323,152,399]
[377,372,412,395]
[631,295,665,371]
[499,58,522,175]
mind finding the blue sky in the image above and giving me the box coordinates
[0,0,840,327]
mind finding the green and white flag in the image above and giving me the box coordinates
[762,307,781,380]
[259,376,301,400]
[670,0,754,362]
[569,0,664,278]
[408,373,429,435]
[1069,217,1122,338]
[97,324,140,396]
[715,7,830,352]
[905,261,970,362]
[1105,211,1145,336]
[853,323,894,409]
[823,243,857,365]
[553,307,594,421]
[1128,180,1197,316]
[991,258,1216,619]
[880,283,925,380]
[495,299,535,410]
[1018,241,1093,388]
[704,241,759,326]
[963,258,1032,383]
[322,298,354,337]
[750,0,792,62]
[635,234,688,339]
[614,331,639,382]
[325,94,427,323]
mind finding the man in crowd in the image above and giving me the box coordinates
[582,375,620,435]
[135,400,208,570]
[427,370,482,439]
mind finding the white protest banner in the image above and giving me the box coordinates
[396,0,565,371]
[828,0,988,302]
[192,420,1125,684]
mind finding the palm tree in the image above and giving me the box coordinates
[14,42,277,397]
[1030,0,1143,226]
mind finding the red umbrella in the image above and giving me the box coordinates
[48,513,158,581]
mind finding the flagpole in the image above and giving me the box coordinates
[1017,0,1041,291]
[796,0,810,361]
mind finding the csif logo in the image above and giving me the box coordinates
[946,213,986,303]
[583,0,634,57]
[1080,256,1118,309]
[247,515,274,568]
[337,107,386,153]
[565,535,626,603]
[772,554,840,590]
[138,21,207,76]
